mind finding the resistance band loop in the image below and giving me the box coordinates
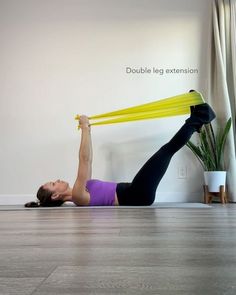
[75,91,204,128]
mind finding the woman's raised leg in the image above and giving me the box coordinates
[117,103,216,205]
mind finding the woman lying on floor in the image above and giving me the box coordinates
[25,101,215,207]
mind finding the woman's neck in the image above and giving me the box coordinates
[62,187,73,202]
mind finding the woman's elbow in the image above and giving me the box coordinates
[79,155,92,164]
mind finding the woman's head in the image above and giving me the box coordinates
[25,180,69,207]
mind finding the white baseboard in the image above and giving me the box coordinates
[0,192,202,205]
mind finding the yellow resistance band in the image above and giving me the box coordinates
[75,91,205,128]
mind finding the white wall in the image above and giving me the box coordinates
[0,0,212,204]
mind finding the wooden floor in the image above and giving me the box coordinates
[0,204,236,295]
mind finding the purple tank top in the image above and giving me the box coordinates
[86,179,117,206]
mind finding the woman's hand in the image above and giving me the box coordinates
[79,115,90,130]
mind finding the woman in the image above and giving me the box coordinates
[25,102,216,207]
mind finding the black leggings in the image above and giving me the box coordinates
[116,122,196,206]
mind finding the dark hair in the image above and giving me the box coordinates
[24,186,64,208]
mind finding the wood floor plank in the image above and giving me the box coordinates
[0,278,44,295]
[0,205,236,294]
[33,266,236,295]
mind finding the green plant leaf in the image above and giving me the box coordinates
[216,118,232,170]
[186,117,231,171]
[186,141,206,170]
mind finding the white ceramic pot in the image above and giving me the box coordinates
[204,171,227,192]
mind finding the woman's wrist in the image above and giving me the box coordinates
[80,124,91,131]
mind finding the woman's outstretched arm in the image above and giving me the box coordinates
[72,115,92,206]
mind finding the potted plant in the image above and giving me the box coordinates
[186,117,232,194]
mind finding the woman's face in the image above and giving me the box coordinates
[43,180,69,195]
